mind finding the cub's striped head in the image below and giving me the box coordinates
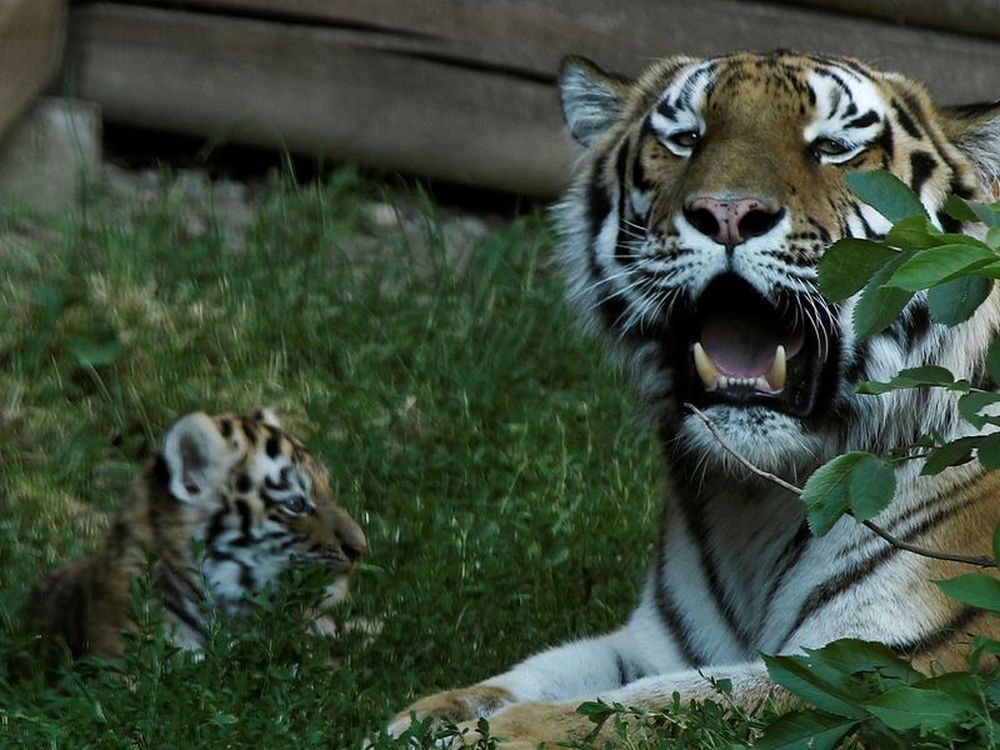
[556,50,1000,472]
[159,409,366,612]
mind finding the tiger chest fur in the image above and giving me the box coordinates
[386,51,1000,748]
[20,409,366,666]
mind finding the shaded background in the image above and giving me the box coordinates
[3,0,1000,202]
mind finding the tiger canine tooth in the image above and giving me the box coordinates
[765,345,786,391]
[693,342,719,391]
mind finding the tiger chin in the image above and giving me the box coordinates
[386,51,1000,747]
[17,409,367,669]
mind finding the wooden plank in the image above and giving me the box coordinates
[71,2,1000,197]
[144,0,1000,40]
[0,0,66,140]
[130,0,1000,102]
[778,0,1000,40]
[69,4,573,196]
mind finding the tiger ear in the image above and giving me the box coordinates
[162,412,231,504]
[940,101,1000,197]
[559,56,632,147]
[252,407,282,430]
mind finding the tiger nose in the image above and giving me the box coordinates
[332,506,367,563]
[683,197,784,247]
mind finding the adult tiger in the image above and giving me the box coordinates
[387,51,1000,747]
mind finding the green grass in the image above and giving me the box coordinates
[0,169,760,748]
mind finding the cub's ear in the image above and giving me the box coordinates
[559,56,632,147]
[252,407,282,430]
[940,100,1000,197]
[162,412,231,503]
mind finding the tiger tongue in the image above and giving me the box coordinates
[700,311,802,377]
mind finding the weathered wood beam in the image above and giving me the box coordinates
[70,1,1000,196]
[70,4,572,196]
[127,0,1000,102]
[776,0,1000,41]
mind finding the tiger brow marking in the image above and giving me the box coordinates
[265,429,282,458]
[241,419,258,446]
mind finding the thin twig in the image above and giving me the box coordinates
[684,403,804,497]
[857,519,995,568]
[684,402,996,569]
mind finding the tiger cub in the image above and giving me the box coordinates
[19,409,367,664]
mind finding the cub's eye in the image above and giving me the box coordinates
[811,137,853,159]
[282,495,310,515]
[669,130,700,149]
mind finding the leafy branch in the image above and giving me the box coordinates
[684,403,996,568]
[743,171,1000,749]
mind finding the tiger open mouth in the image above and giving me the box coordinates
[672,274,839,419]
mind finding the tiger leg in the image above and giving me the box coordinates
[437,661,778,749]
[386,606,691,738]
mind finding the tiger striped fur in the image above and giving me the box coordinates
[20,409,366,665]
[387,51,1000,747]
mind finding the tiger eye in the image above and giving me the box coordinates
[282,495,310,515]
[811,136,852,158]
[670,130,701,149]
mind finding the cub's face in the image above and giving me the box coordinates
[557,51,1000,472]
[161,410,367,611]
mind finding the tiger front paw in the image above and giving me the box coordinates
[386,684,515,738]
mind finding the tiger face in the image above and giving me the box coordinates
[161,409,367,615]
[557,50,1000,472]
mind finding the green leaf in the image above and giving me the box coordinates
[945,195,1000,228]
[958,391,1000,429]
[856,365,958,395]
[853,253,915,339]
[845,170,926,222]
[801,453,893,535]
[886,214,994,252]
[753,710,860,750]
[802,453,864,536]
[864,685,973,731]
[577,700,615,724]
[986,671,1000,708]
[935,573,1000,614]
[928,276,993,325]
[800,639,924,685]
[917,671,986,707]
[986,337,1000,384]
[994,524,1000,571]
[847,455,896,522]
[921,436,981,475]
[763,653,869,719]
[978,434,1000,470]
[818,239,897,301]
[32,285,66,321]
[69,336,124,368]
[884,244,997,291]
[884,216,944,249]
[969,636,1000,672]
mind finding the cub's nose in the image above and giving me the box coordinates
[683,197,784,247]
[331,505,367,563]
